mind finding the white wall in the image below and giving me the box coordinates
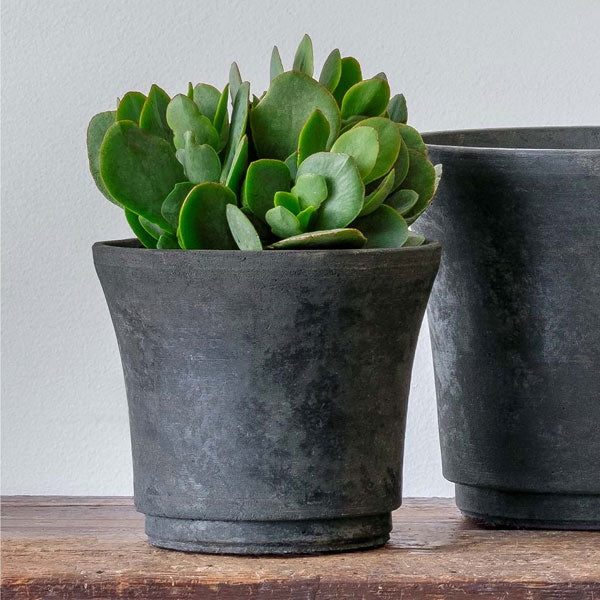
[2,0,598,497]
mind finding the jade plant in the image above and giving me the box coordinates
[87,35,441,250]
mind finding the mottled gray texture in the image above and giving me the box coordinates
[93,241,440,553]
[415,126,600,529]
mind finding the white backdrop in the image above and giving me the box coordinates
[2,0,599,496]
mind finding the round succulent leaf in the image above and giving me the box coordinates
[244,159,291,221]
[265,205,302,239]
[125,209,156,248]
[319,48,342,92]
[268,228,366,250]
[339,114,366,134]
[297,109,330,165]
[285,151,299,181]
[116,91,146,123]
[297,151,364,230]
[166,94,219,150]
[229,62,242,104]
[331,126,379,180]
[292,34,314,76]
[226,204,263,250]
[156,233,179,249]
[213,84,229,133]
[250,71,340,160]
[270,45,284,81]
[359,168,395,216]
[291,172,328,210]
[274,191,301,214]
[192,83,221,122]
[139,85,172,143]
[388,94,408,124]
[224,134,248,196]
[391,138,410,191]
[87,111,119,205]
[161,182,195,230]
[354,204,409,248]
[340,77,390,119]
[296,205,316,231]
[400,149,436,221]
[397,123,427,154]
[100,120,184,231]
[332,57,362,106]
[221,81,249,179]
[139,216,165,240]
[355,116,401,184]
[385,188,419,215]
[176,132,221,184]
[178,182,237,249]
[403,232,425,247]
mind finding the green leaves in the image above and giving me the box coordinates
[139,85,172,142]
[297,109,330,165]
[89,35,439,251]
[331,126,379,179]
[166,94,218,150]
[292,173,328,210]
[400,149,436,223]
[175,131,221,184]
[332,57,362,105]
[340,77,390,119]
[226,204,262,250]
[319,49,342,91]
[87,111,118,204]
[244,159,291,221]
[221,82,249,179]
[117,92,146,122]
[192,83,221,122]
[293,34,314,76]
[388,94,407,124]
[355,117,401,184]
[270,46,284,80]
[266,205,302,238]
[100,120,184,230]
[354,204,408,248]
[250,71,340,160]
[268,228,366,249]
[178,183,237,249]
[297,152,364,230]
[161,182,195,230]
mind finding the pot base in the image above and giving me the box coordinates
[456,484,600,530]
[145,512,392,554]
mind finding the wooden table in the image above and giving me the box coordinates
[2,497,599,599]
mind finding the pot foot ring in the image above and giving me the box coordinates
[146,512,392,554]
[456,484,600,530]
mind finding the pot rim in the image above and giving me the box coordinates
[93,237,441,257]
[422,125,600,154]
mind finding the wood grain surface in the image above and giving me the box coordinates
[2,496,599,599]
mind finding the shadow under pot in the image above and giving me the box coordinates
[93,241,441,554]
[414,126,600,529]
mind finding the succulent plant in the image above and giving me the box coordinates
[87,35,441,250]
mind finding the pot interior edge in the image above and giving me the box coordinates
[423,126,600,151]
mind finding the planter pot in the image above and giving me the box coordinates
[414,126,600,529]
[93,240,440,553]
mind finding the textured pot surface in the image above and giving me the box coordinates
[93,241,440,553]
[415,126,600,529]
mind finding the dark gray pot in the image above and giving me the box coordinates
[414,126,600,529]
[93,241,440,553]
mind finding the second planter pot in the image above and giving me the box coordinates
[415,126,600,529]
[94,241,440,553]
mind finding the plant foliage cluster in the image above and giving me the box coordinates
[88,35,441,250]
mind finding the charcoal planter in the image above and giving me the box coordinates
[414,126,600,529]
[93,241,441,553]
